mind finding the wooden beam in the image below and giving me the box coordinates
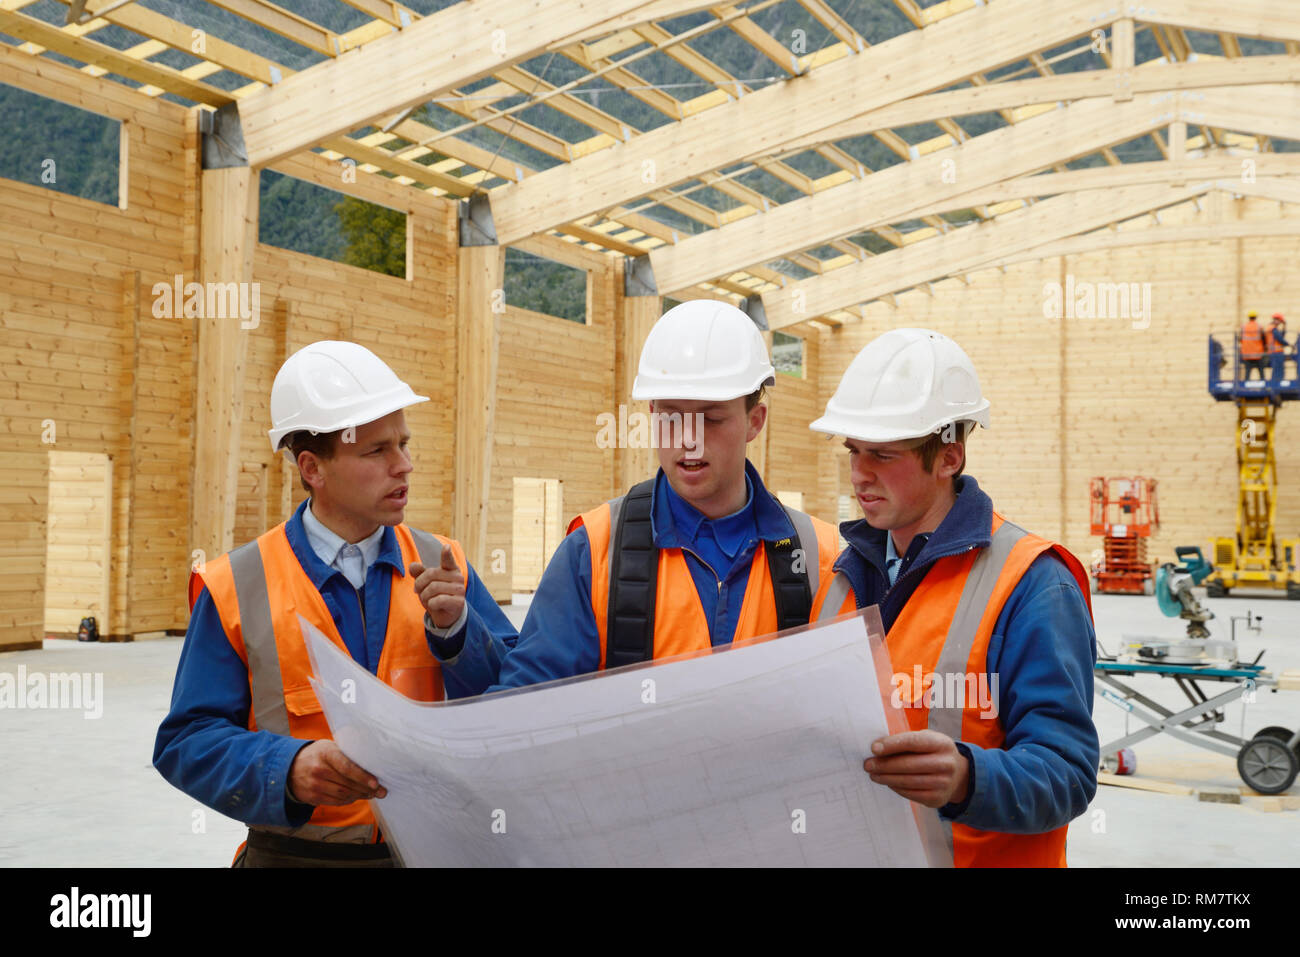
[489,0,1125,245]
[317,135,477,196]
[191,165,258,562]
[269,149,450,215]
[453,243,503,571]
[985,215,1300,270]
[54,0,286,87]
[651,92,1172,294]
[777,56,1300,153]
[1225,177,1300,206]
[614,275,660,491]
[891,156,1300,222]
[765,183,1209,329]
[112,268,140,637]
[0,8,233,105]
[1192,85,1300,141]
[238,0,725,169]
[1141,0,1300,43]
[202,0,339,58]
[1112,18,1134,101]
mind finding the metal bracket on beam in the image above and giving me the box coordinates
[624,254,658,297]
[199,102,248,169]
[458,193,497,247]
[743,295,769,331]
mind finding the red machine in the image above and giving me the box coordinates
[1089,477,1159,595]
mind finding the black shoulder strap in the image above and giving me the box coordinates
[764,521,812,633]
[606,478,658,669]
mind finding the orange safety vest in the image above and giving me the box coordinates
[573,496,842,669]
[1240,320,1265,359]
[189,521,464,852]
[1266,324,1284,355]
[816,512,1093,867]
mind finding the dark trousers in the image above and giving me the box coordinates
[1242,357,1266,380]
[233,829,396,868]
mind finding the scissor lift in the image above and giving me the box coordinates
[1205,335,1300,598]
[1089,477,1158,595]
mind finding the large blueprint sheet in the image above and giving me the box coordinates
[304,610,945,867]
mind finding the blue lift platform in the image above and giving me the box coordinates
[1204,334,1300,598]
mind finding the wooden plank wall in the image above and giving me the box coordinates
[492,239,617,599]
[43,451,112,635]
[817,195,1300,567]
[766,330,836,523]
[0,451,48,649]
[0,45,192,648]
[510,477,564,592]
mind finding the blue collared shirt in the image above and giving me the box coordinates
[884,531,930,587]
[663,471,757,600]
[884,532,902,586]
[491,461,796,691]
[300,500,385,591]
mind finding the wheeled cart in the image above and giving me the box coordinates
[1095,659,1300,794]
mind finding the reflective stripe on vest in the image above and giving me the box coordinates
[229,540,289,736]
[815,571,855,623]
[783,505,820,601]
[924,521,1026,862]
[578,496,840,668]
[194,522,460,847]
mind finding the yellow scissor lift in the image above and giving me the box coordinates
[1205,334,1300,599]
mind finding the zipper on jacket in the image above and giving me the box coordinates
[355,585,367,662]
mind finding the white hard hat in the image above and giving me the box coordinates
[268,340,428,455]
[810,328,990,442]
[632,300,776,402]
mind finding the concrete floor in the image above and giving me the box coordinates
[1,591,1295,867]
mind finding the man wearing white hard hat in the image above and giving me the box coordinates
[811,329,1098,868]
[155,340,517,866]
[487,300,843,689]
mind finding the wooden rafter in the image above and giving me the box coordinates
[776,55,1300,153]
[648,91,1183,294]
[764,182,1211,330]
[237,0,729,168]
[985,212,1300,271]
[487,0,1132,245]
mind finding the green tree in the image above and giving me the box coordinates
[334,196,406,278]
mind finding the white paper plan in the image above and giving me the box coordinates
[303,611,945,867]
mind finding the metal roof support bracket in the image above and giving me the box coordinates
[459,193,498,247]
[199,102,248,170]
[624,254,658,297]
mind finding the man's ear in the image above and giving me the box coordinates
[298,450,326,491]
[746,400,767,443]
[936,441,965,480]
